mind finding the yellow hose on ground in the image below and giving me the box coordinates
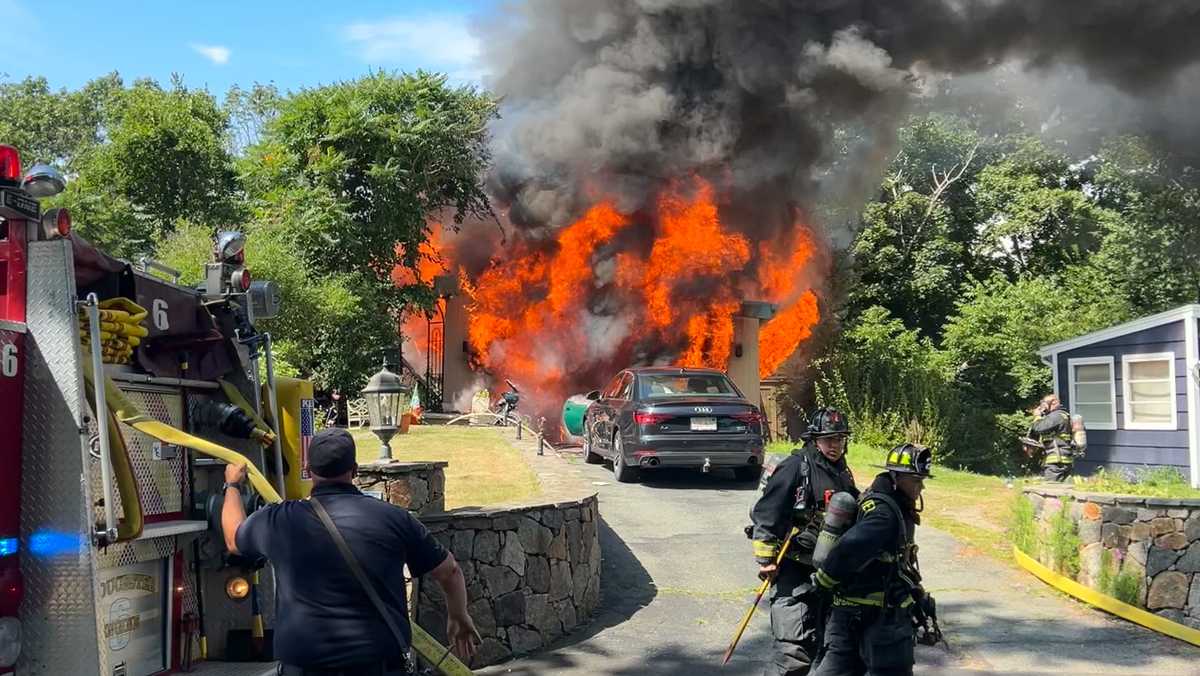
[83,360,473,674]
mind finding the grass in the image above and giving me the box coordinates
[350,426,542,509]
[769,441,1023,563]
[1070,466,1200,499]
[1046,499,1081,578]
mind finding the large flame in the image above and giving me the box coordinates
[445,176,820,414]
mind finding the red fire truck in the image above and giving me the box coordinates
[0,142,319,676]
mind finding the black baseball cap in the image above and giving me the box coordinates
[307,428,358,478]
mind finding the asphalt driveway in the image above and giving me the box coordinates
[482,459,1200,675]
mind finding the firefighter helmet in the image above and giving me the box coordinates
[880,443,934,477]
[806,407,851,438]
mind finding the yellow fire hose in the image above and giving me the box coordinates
[81,365,145,542]
[722,525,801,665]
[81,357,473,674]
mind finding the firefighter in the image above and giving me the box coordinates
[811,443,933,676]
[1028,394,1075,482]
[750,407,859,676]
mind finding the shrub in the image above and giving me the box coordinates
[1008,494,1038,557]
[1047,500,1081,578]
[1098,549,1142,606]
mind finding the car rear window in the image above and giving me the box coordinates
[638,373,738,398]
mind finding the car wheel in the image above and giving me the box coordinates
[734,465,763,483]
[612,434,640,483]
[583,426,603,464]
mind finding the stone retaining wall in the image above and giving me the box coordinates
[1023,487,1200,630]
[416,496,602,667]
[354,459,602,668]
[355,460,447,515]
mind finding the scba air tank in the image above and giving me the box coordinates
[811,491,859,568]
[1071,414,1087,454]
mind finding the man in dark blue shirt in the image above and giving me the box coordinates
[222,428,479,675]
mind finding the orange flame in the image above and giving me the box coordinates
[400,176,822,415]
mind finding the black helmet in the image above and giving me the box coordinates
[806,407,851,439]
[878,443,934,478]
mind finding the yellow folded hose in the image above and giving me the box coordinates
[78,297,149,366]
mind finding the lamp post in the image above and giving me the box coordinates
[361,359,411,461]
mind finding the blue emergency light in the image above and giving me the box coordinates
[0,538,17,557]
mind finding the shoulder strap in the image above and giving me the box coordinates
[309,496,410,652]
[862,491,909,551]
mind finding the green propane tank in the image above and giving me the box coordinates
[561,394,592,439]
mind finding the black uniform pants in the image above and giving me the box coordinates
[811,604,913,676]
[1042,463,1072,482]
[764,560,821,676]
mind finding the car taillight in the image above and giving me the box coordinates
[0,146,20,186]
[732,411,765,424]
[634,412,671,425]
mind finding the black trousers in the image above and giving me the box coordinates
[1043,463,1072,482]
[811,605,913,676]
[764,560,820,676]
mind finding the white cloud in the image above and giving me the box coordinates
[343,14,481,69]
[190,43,231,65]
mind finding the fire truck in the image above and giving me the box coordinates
[0,141,318,676]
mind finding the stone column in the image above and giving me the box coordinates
[727,301,777,403]
[354,461,448,515]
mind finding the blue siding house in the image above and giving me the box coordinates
[1038,304,1200,488]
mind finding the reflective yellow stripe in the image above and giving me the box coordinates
[833,593,915,608]
[815,569,838,589]
[753,540,780,559]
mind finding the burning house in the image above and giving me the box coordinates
[397,0,1200,430]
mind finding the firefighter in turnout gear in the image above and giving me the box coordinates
[811,444,934,676]
[750,408,860,675]
[1026,394,1075,482]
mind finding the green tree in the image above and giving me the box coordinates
[940,269,1133,413]
[242,71,498,313]
[973,138,1111,277]
[64,79,241,256]
[849,190,965,337]
[1091,137,1200,311]
[0,73,122,168]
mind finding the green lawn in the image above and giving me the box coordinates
[1069,466,1200,499]
[350,426,542,509]
[769,442,1021,563]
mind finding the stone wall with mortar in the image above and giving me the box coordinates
[1024,487,1200,630]
[354,458,602,668]
[354,460,447,515]
[416,497,602,668]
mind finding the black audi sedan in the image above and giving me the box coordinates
[580,366,766,483]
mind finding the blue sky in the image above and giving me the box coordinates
[0,0,499,95]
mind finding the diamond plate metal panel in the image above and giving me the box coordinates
[17,239,103,675]
[87,386,187,523]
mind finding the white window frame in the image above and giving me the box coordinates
[1122,352,1178,431]
[1067,356,1116,431]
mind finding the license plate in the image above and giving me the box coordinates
[691,416,717,431]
